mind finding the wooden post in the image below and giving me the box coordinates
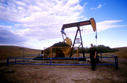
[114,56,118,69]
[50,47,53,58]
[77,48,79,57]
[49,47,52,64]
[15,57,16,64]
[6,57,9,66]
[76,48,79,57]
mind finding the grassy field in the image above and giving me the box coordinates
[100,47,127,59]
[0,45,41,60]
[112,47,127,58]
[0,45,127,60]
[0,46,127,83]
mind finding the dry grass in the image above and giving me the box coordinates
[0,45,41,60]
[100,47,127,59]
[0,46,127,59]
[0,46,127,83]
[113,47,127,59]
[0,64,127,83]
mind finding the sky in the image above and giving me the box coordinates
[0,0,127,49]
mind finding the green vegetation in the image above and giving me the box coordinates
[46,42,118,54]
[52,42,70,47]
[44,42,70,57]
[79,45,118,53]
[44,42,127,58]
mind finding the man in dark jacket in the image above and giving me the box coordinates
[90,44,96,70]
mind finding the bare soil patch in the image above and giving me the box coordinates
[0,58,127,83]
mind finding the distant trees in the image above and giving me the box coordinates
[43,42,118,57]
[79,45,118,53]
[51,42,118,53]
[94,45,118,53]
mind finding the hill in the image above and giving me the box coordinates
[97,47,127,59]
[0,45,41,60]
[0,45,127,60]
[112,47,127,58]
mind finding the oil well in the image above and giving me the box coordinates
[7,18,118,69]
[43,18,97,59]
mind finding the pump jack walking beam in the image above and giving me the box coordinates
[61,18,96,32]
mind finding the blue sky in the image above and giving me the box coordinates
[0,0,127,49]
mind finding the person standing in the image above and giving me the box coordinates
[90,44,96,70]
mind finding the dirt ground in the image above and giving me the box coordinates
[0,59,127,83]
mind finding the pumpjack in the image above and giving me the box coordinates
[61,18,97,60]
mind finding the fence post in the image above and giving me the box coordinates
[50,58,52,65]
[15,57,16,64]
[50,47,53,58]
[114,56,118,69]
[6,57,9,66]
